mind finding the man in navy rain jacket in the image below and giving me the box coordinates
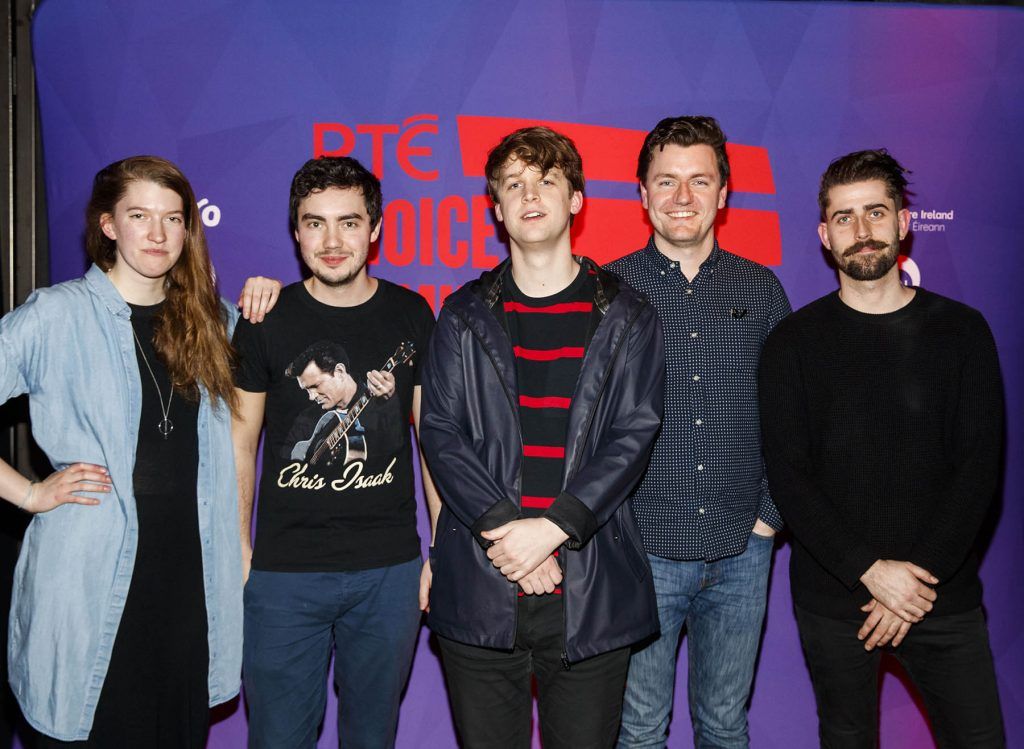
[420,125,664,749]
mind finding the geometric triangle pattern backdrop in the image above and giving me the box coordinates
[31,2,1024,746]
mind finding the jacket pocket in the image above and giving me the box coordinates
[615,513,649,582]
[430,507,459,572]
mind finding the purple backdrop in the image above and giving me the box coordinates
[29,1,1024,746]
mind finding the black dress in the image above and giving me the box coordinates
[35,303,210,748]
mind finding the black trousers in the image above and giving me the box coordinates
[437,594,630,749]
[795,605,1005,749]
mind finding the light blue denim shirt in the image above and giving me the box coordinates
[0,265,243,740]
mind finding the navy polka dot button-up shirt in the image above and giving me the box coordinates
[605,237,791,561]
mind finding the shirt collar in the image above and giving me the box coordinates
[84,263,132,319]
[642,235,722,277]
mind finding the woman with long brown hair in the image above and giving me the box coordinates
[0,155,269,746]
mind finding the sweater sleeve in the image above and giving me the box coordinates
[756,272,793,532]
[758,323,877,590]
[908,316,1004,581]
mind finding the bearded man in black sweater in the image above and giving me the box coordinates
[759,149,1005,748]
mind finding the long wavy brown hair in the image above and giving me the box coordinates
[85,156,238,412]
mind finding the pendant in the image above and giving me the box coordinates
[158,418,174,439]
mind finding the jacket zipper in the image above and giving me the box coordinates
[560,302,645,669]
[560,538,571,670]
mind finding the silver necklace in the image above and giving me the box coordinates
[131,325,174,438]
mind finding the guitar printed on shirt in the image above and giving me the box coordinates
[232,280,435,573]
[288,342,415,466]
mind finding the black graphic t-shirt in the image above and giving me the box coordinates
[233,279,434,572]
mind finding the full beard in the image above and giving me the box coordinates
[840,239,899,282]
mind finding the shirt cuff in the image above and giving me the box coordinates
[470,499,521,549]
[543,491,599,550]
[837,544,881,592]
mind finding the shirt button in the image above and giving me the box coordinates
[693,375,700,382]
[686,288,694,295]
[698,508,705,515]
[660,270,666,276]
[697,464,704,471]
[695,418,703,425]
[690,331,698,338]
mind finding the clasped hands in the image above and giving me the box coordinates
[857,559,938,651]
[480,518,570,596]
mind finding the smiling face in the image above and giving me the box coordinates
[492,159,582,253]
[294,186,381,288]
[818,179,910,282]
[100,180,186,285]
[640,143,727,256]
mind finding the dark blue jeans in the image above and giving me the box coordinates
[618,531,773,749]
[242,558,421,749]
[795,605,1005,749]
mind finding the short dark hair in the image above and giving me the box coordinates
[289,157,382,230]
[484,126,585,203]
[818,149,910,218]
[637,116,730,185]
[285,340,351,379]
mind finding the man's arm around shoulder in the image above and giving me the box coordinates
[755,270,793,536]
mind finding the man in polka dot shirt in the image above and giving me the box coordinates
[609,116,791,749]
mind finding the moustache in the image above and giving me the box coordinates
[843,240,890,257]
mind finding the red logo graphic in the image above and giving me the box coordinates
[456,115,782,267]
[311,114,782,313]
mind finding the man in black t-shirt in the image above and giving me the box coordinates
[231,156,439,748]
[759,150,1005,747]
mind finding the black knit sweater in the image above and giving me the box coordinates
[758,289,1004,619]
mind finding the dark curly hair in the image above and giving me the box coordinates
[289,156,382,229]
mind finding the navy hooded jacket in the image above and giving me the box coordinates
[420,256,664,663]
